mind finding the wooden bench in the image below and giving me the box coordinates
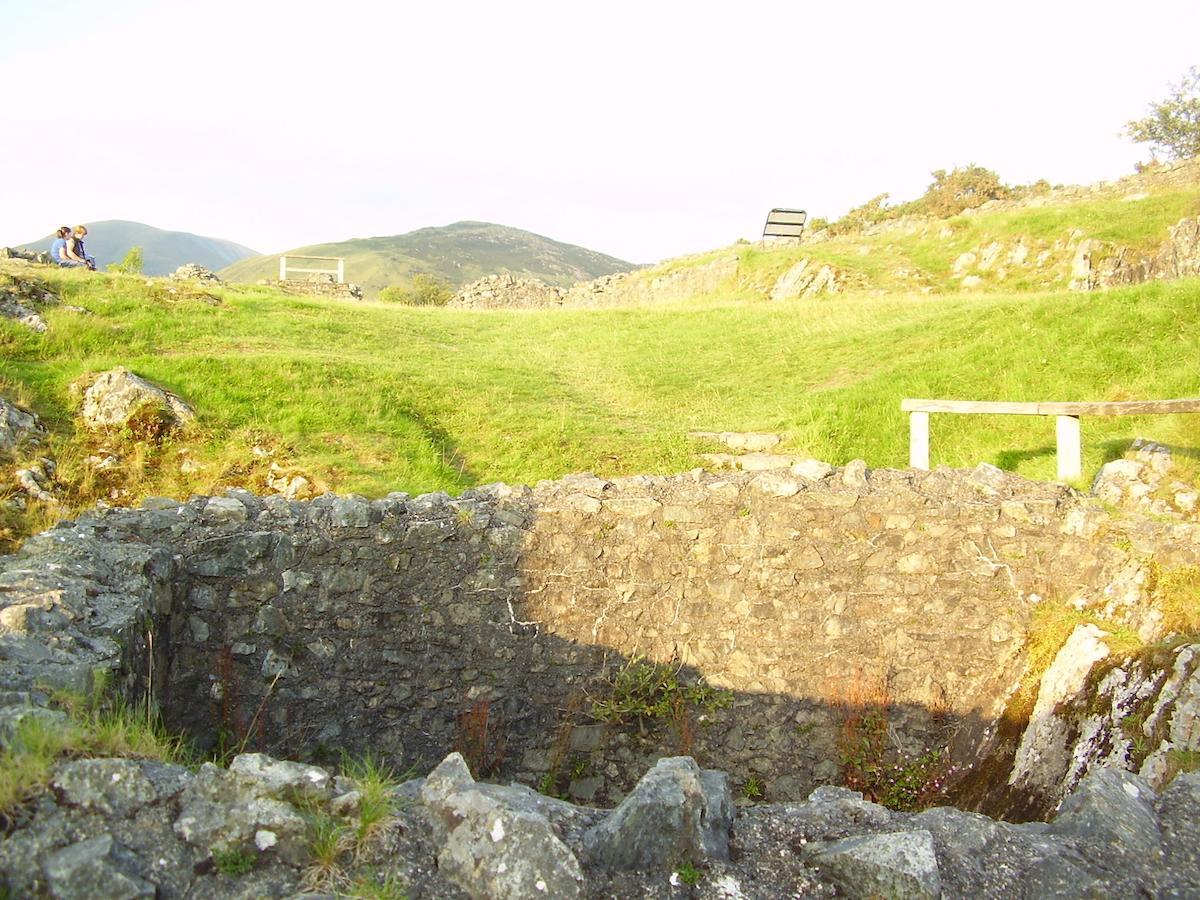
[762,208,807,243]
[900,398,1200,481]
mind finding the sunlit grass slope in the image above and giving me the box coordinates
[636,169,1200,301]
[3,266,1198,516]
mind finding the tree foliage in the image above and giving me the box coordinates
[107,246,144,275]
[378,273,453,306]
[1125,66,1200,161]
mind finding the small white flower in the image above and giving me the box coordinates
[535,879,547,892]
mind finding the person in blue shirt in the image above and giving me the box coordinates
[49,227,73,266]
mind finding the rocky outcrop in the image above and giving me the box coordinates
[448,274,565,309]
[0,247,50,264]
[1070,217,1200,291]
[769,258,840,300]
[76,367,195,433]
[0,398,44,454]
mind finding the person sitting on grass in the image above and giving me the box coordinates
[69,225,96,270]
[49,227,77,267]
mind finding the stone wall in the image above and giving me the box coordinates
[446,254,739,310]
[3,462,1196,811]
[262,277,364,301]
[564,254,738,307]
[448,274,565,309]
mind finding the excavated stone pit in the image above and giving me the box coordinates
[4,460,1196,817]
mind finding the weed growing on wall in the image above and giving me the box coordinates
[0,677,187,830]
[300,752,409,893]
[1147,564,1200,636]
[589,656,732,729]
[833,669,952,812]
[587,655,733,765]
[212,846,256,876]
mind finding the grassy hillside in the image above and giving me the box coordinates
[219,221,634,296]
[3,261,1198,552]
[19,220,258,276]
[618,159,1200,302]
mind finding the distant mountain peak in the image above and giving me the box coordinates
[220,222,633,297]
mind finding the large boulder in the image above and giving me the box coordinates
[807,830,942,899]
[78,367,195,433]
[420,753,585,899]
[581,756,734,871]
[172,762,311,865]
[42,834,155,900]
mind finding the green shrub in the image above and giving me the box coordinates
[378,274,452,306]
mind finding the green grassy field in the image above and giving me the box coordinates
[3,265,1198,533]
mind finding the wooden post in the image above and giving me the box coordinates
[279,257,287,281]
[336,259,345,284]
[1056,415,1082,482]
[910,411,930,470]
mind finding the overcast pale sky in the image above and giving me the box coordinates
[1,0,1197,263]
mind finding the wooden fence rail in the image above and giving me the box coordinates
[279,255,345,284]
[900,398,1200,481]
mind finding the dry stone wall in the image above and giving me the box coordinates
[4,462,1196,812]
[564,254,738,307]
[449,274,566,309]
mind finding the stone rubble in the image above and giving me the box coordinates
[13,457,57,504]
[0,747,1195,898]
[1092,437,1198,518]
[0,271,60,332]
[0,397,44,454]
[169,263,221,283]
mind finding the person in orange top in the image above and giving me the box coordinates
[67,225,96,270]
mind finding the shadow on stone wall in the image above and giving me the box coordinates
[5,462,1197,823]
